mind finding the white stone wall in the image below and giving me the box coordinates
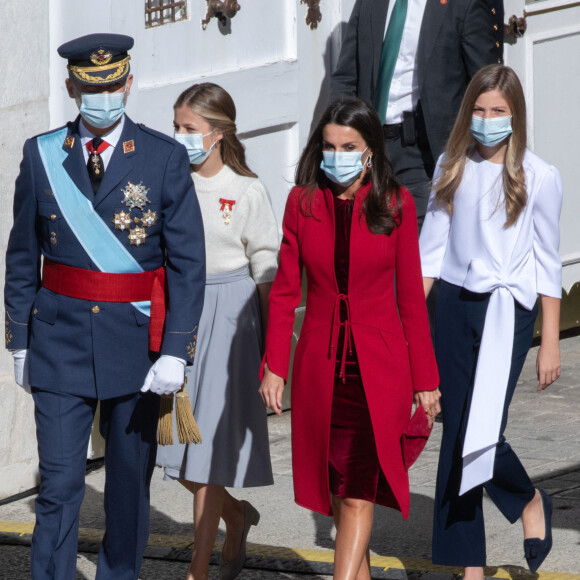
[0,4,50,499]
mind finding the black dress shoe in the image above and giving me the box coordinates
[524,489,553,573]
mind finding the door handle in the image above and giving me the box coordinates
[504,14,527,38]
[201,0,241,30]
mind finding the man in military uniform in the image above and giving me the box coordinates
[4,34,205,579]
[331,0,498,228]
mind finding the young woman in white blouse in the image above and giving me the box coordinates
[420,65,562,579]
[156,83,278,580]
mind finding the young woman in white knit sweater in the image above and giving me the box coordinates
[156,83,279,580]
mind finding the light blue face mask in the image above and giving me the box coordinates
[320,147,368,187]
[78,90,126,129]
[174,131,217,165]
[470,115,513,147]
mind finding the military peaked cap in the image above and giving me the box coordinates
[58,33,134,86]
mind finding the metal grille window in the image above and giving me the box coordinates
[145,0,187,28]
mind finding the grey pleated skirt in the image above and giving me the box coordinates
[156,266,273,488]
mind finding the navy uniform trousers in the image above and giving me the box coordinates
[432,281,537,567]
[30,389,159,579]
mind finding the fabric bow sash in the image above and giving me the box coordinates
[459,257,536,495]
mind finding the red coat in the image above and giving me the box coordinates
[265,182,439,517]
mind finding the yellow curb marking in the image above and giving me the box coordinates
[1,522,578,580]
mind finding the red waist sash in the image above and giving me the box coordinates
[42,258,166,352]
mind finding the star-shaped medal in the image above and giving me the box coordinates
[141,210,158,228]
[128,227,147,246]
[112,210,133,231]
[121,181,150,210]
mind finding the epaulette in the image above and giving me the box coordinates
[137,123,178,145]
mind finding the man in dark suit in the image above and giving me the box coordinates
[4,34,205,579]
[332,0,499,227]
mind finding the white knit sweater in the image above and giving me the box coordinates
[192,164,279,284]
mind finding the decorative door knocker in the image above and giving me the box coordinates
[504,14,527,38]
[301,0,322,30]
[202,0,241,30]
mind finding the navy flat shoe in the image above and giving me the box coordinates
[524,489,553,573]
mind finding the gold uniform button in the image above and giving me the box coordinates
[496,41,500,48]
[494,24,498,31]
[92,306,100,314]
[50,214,57,221]
[492,7,496,14]
[33,308,38,315]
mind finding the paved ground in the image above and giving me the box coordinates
[1,334,580,579]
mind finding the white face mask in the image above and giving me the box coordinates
[174,131,217,164]
[76,89,127,129]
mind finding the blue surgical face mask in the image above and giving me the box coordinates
[470,115,513,147]
[174,131,217,165]
[320,147,368,187]
[78,90,126,129]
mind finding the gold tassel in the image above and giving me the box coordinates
[157,394,175,445]
[175,378,202,444]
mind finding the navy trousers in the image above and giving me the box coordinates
[432,281,537,567]
[31,389,159,580]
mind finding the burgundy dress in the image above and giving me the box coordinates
[328,196,388,503]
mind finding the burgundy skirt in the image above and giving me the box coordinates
[328,342,388,503]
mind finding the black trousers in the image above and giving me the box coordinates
[432,281,537,567]
[384,113,435,232]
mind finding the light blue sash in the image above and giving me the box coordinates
[37,128,150,316]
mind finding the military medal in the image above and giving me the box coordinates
[121,181,150,210]
[128,226,147,246]
[116,182,153,245]
[219,198,236,225]
[90,155,101,175]
[141,210,158,228]
[112,211,133,231]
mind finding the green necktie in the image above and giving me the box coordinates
[375,0,409,125]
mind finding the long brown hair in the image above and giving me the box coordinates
[296,97,401,235]
[174,82,256,178]
[434,65,527,227]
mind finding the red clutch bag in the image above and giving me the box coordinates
[401,406,433,470]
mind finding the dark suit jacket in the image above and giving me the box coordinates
[332,0,498,161]
[4,116,205,399]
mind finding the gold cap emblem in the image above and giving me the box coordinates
[90,48,113,66]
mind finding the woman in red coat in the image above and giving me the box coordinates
[259,98,440,580]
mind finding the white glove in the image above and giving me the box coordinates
[12,349,31,394]
[140,355,186,396]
